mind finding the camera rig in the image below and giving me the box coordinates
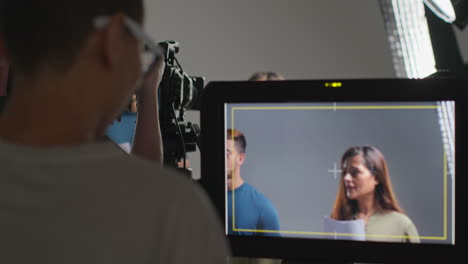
[158,41,204,177]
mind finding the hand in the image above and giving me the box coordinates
[131,55,165,165]
[137,55,165,99]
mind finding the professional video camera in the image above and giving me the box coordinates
[158,41,204,176]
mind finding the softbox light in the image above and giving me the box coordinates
[424,0,468,29]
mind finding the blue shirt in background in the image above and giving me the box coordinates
[106,112,137,146]
[227,182,281,237]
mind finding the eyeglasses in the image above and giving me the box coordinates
[93,15,163,79]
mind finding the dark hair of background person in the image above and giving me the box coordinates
[330,145,404,220]
[248,71,286,81]
[2,0,143,75]
[226,128,247,154]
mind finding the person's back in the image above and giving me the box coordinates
[0,0,228,263]
[0,140,227,263]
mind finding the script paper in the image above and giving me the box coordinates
[323,216,366,241]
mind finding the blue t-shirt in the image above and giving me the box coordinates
[106,112,137,145]
[227,182,281,237]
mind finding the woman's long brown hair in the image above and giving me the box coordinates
[330,146,404,220]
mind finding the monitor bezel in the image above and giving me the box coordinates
[200,78,466,263]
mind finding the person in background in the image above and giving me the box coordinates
[0,1,229,263]
[248,71,285,81]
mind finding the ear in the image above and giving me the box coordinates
[99,14,127,70]
[238,153,246,166]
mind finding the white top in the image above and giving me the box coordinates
[0,139,229,264]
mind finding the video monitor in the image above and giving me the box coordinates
[200,79,465,263]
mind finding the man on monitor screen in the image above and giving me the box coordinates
[226,129,281,236]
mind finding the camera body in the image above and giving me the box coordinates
[158,41,204,172]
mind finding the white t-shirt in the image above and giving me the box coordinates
[0,139,229,264]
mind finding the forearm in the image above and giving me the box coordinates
[131,90,163,166]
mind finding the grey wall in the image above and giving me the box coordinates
[227,102,453,244]
[143,0,397,179]
[144,0,395,82]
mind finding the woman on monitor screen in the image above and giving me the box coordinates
[330,145,420,243]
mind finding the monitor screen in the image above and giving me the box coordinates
[225,101,454,245]
[200,79,465,263]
